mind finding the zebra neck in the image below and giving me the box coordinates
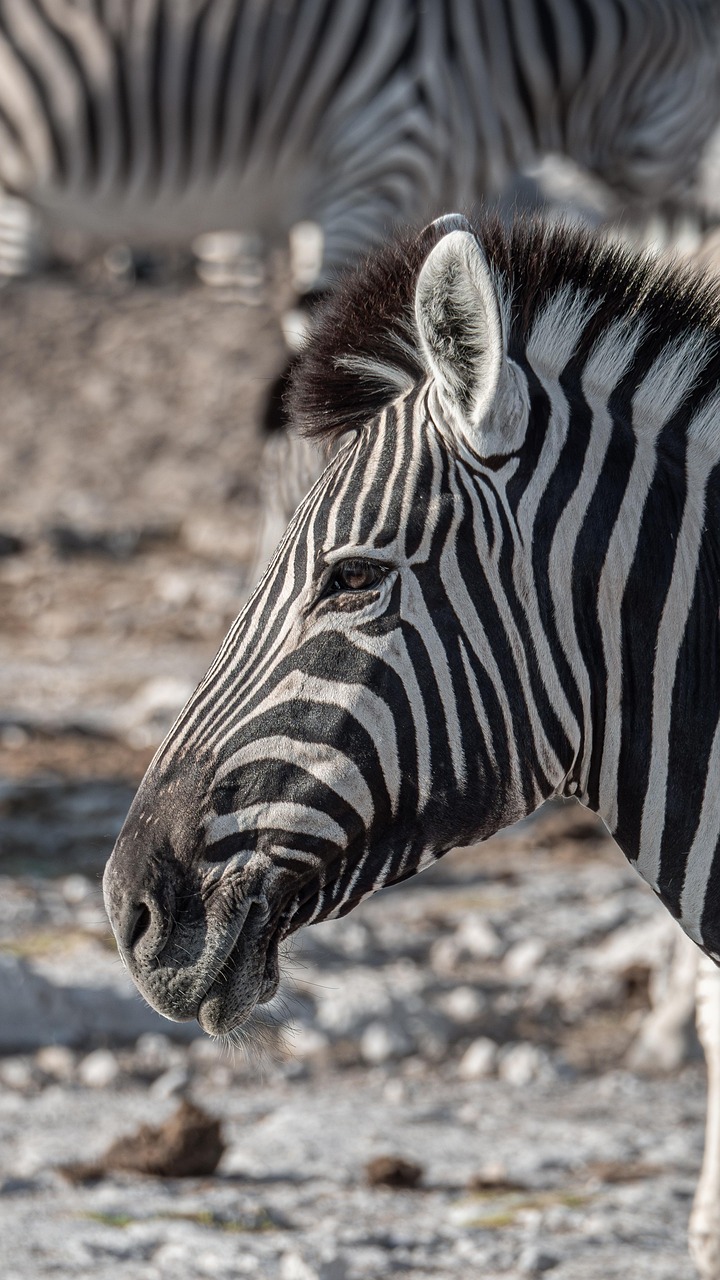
[530,360,720,951]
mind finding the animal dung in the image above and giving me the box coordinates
[364,1154,423,1189]
[59,1098,225,1182]
[466,1166,528,1193]
[580,1159,664,1185]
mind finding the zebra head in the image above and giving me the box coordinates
[104,211,720,1033]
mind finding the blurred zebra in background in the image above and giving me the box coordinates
[1,2,720,313]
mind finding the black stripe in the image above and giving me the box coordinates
[503,0,541,149]
[614,421,689,859]
[701,835,720,953]
[210,0,242,175]
[577,411,634,811]
[660,486,720,917]
[110,27,131,185]
[573,0,596,78]
[0,4,66,181]
[531,358,592,747]
[42,7,99,184]
[149,0,166,187]
[535,0,561,87]
[0,100,27,195]
[180,0,212,188]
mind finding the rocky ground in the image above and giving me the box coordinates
[0,257,711,1279]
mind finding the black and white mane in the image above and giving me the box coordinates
[291,215,720,444]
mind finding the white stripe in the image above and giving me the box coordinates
[207,802,347,850]
[549,318,646,795]
[637,408,719,887]
[680,711,720,944]
[240,670,402,812]
[216,736,374,828]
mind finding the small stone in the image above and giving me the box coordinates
[133,1032,179,1072]
[62,874,93,905]
[78,1048,121,1089]
[280,1255,316,1280]
[383,1077,407,1105]
[360,1021,412,1065]
[280,1253,348,1280]
[458,1037,498,1080]
[35,1045,76,1081]
[504,938,547,979]
[365,1155,423,1189]
[0,1057,35,1091]
[518,1243,559,1274]
[430,937,462,975]
[150,1066,189,1099]
[456,915,504,960]
[441,986,487,1024]
[498,1043,547,1087]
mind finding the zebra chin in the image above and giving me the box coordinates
[195,928,282,1038]
[127,897,285,1038]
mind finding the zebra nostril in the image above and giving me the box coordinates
[127,902,152,952]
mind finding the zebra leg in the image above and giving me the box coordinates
[690,954,720,1280]
[261,289,328,434]
[0,189,44,278]
[626,926,698,1073]
[260,221,327,433]
[192,230,267,298]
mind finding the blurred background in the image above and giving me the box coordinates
[0,3,719,1278]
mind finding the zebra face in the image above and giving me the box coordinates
[104,217,564,1036]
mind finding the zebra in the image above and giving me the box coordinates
[2,1,720,427]
[104,210,720,1276]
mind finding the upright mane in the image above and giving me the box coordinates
[290,214,720,444]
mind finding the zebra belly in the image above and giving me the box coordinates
[24,170,313,246]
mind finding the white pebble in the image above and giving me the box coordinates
[504,938,547,980]
[441,985,487,1024]
[78,1048,120,1089]
[498,1043,547,1087]
[383,1077,407,1105]
[35,1045,75,1080]
[150,1066,189,1099]
[133,1032,178,1071]
[429,938,462,975]
[61,875,93,905]
[281,1253,348,1280]
[0,1058,35,1091]
[458,1037,498,1080]
[360,1021,411,1065]
[456,915,504,960]
[518,1243,559,1275]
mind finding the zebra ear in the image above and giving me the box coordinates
[414,219,526,458]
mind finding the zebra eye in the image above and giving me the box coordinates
[328,558,386,594]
